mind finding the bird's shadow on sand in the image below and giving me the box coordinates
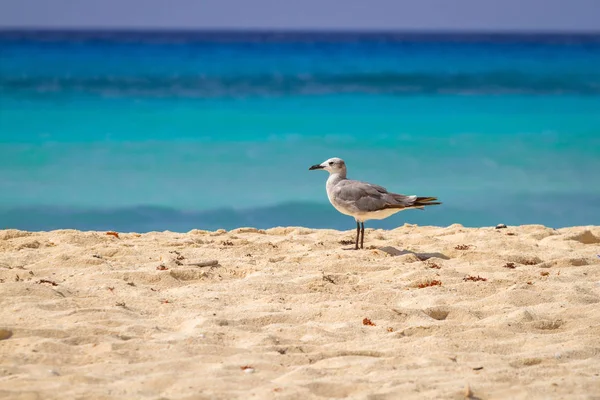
[372,246,450,260]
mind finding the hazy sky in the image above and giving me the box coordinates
[1,0,599,31]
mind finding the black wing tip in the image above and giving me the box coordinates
[414,197,442,207]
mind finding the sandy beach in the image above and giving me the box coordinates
[1,224,599,399]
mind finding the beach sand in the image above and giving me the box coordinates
[1,224,599,399]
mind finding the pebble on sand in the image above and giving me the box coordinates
[0,329,13,340]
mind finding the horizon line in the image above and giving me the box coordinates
[1,27,600,35]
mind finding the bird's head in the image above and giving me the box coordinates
[309,157,346,175]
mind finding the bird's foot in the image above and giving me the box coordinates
[342,247,361,251]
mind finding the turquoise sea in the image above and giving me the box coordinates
[1,31,599,232]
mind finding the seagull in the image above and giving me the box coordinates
[309,157,441,250]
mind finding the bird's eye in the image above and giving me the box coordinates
[329,162,334,165]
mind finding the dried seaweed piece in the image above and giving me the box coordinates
[37,279,58,286]
[221,240,234,246]
[428,262,441,269]
[156,265,168,271]
[418,280,442,288]
[455,244,470,250]
[362,318,376,326]
[387,327,394,332]
[339,239,354,245]
[463,275,487,282]
[106,231,119,238]
[522,259,538,266]
[240,365,253,371]
[503,262,517,269]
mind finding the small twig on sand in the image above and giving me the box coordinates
[322,272,336,284]
[186,260,219,268]
[37,279,58,286]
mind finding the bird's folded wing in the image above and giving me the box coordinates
[333,180,392,212]
[333,180,421,212]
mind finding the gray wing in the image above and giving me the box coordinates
[332,180,417,213]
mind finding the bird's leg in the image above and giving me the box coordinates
[360,222,365,249]
[355,220,360,250]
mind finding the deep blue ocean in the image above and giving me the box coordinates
[1,31,599,232]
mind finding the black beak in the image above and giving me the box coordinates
[309,164,324,170]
